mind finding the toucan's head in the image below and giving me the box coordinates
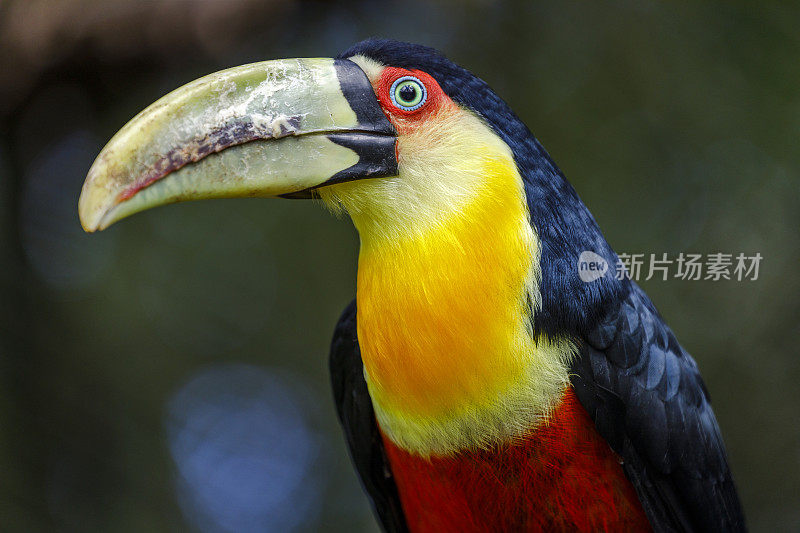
[80,39,623,338]
[79,40,515,236]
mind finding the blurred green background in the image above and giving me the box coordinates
[1,1,798,531]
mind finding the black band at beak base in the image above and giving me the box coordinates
[281,60,399,199]
[334,59,396,136]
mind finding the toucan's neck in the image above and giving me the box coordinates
[330,151,575,456]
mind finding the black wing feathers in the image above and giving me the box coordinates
[329,300,408,533]
[571,283,746,532]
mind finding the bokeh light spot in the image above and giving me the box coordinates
[166,364,324,533]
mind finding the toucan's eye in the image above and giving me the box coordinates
[390,76,427,111]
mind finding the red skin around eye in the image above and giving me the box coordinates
[374,67,457,134]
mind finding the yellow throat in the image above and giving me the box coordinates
[319,105,574,456]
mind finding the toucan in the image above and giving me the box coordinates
[79,39,746,532]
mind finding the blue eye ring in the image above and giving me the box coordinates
[389,76,427,111]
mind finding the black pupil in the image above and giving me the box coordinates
[399,83,418,103]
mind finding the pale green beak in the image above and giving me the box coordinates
[78,58,396,232]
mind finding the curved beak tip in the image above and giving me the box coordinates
[77,193,101,233]
[78,174,115,232]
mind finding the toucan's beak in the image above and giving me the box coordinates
[78,58,396,232]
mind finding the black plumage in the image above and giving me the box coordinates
[571,282,745,532]
[330,39,746,532]
[330,301,408,533]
